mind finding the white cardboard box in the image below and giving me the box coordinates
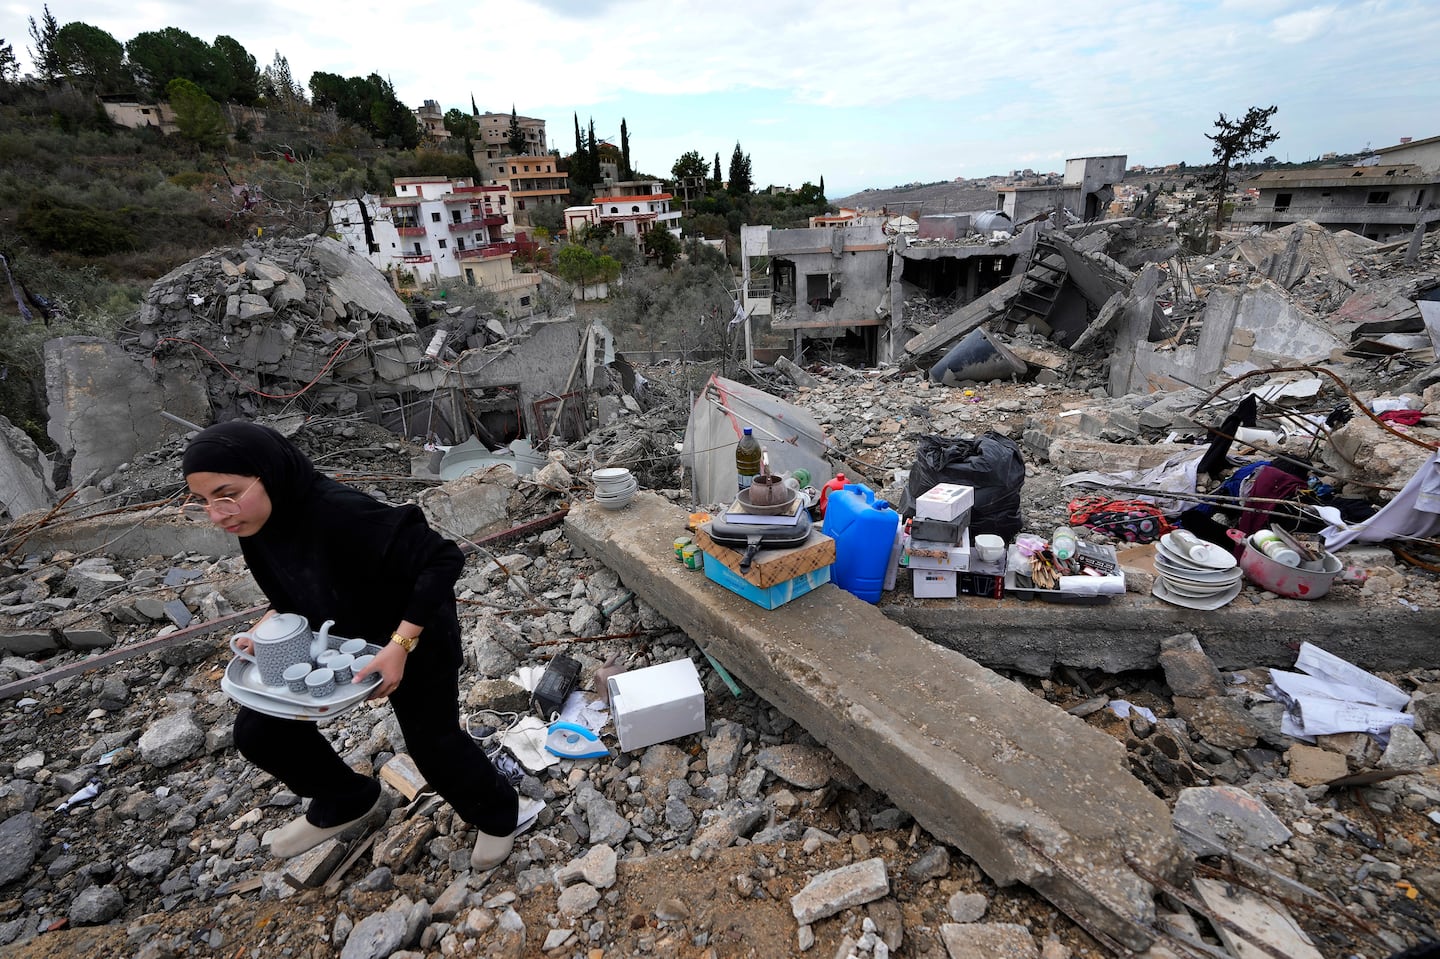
[913,568,959,598]
[915,484,976,521]
[903,529,971,571]
[607,658,706,752]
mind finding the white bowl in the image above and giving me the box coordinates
[593,467,632,483]
[973,534,1005,563]
[596,494,634,510]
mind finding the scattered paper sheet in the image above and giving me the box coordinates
[557,690,609,733]
[1267,642,1414,741]
[1109,700,1157,723]
[497,716,560,772]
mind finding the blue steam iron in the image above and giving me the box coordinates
[544,721,609,759]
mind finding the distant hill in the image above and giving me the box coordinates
[831,182,1001,216]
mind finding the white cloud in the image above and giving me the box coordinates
[1270,4,1340,43]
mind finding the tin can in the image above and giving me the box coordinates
[681,543,703,569]
[673,536,693,561]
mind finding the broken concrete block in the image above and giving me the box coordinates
[1158,634,1227,699]
[1173,696,1262,750]
[1171,785,1291,856]
[283,838,346,888]
[0,628,60,657]
[43,337,210,482]
[246,258,290,283]
[1379,725,1435,769]
[418,474,511,542]
[1047,438,1190,474]
[790,857,889,925]
[60,616,115,650]
[939,923,1038,959]
[1286,744,1348,786]
[0,415,55,519]
[371,816,435,871]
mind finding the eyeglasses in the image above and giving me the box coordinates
[181,478,260,524]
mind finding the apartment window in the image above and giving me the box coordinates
[524,165,530,172]
[452,210,462,223]
[1274,193,1292,212]
[438,239,447,249]
[456,237,465,251]
[519,296,531,307]
[465,269,475,286]
[518,200,526,210]
[632,206,640,213]
[1367,191,1390,204]
[340,217,351,226]
[413,243,422,254]
[499,197,506,207]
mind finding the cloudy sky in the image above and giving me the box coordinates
[5,0,1439,197]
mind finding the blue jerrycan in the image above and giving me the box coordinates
[823,483,900,604]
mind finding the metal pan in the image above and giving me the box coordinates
[703,512,813,573]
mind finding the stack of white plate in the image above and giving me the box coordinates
[592,467,638,510]
[1152,530,1242,610]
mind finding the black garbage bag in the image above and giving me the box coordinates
[901,432,1025,540]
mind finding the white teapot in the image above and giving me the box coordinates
[231,614,334,687]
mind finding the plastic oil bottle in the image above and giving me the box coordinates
[735,428,761,492]
[823,483,900,604]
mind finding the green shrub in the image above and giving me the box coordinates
[17,195,134,255]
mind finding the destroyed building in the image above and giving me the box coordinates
[1234,133,1440,242]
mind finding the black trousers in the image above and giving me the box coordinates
[234,642,518,836]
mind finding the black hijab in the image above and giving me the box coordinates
[182,421,318,524]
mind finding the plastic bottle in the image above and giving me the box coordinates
[1051,526,1078,562]
[735,428,761,492]
[823,483,901,604]
[818,472,847,516]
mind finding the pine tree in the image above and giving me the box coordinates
[819,175,825,199]
[587,117,599,184]
[0,39,17,84]
[620,118,631,181]
[27,4,59,82]
[1203,105,1279,234]
[507,105,526,154]
[713,153,722,187]
[470,92,478,117]
[727,141,753,196]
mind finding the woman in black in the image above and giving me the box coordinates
[182,421,539,868]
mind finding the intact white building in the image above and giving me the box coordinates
[330,176,541,313]
[569,180,682,239]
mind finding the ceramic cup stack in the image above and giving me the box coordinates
[592,467,638,510]
[1152,529,1243,610]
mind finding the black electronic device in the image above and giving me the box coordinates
[533,654,582,718]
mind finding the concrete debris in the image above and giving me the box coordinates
[0,415,55,521]
[2,207,1439,955]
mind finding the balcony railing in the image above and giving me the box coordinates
[396,226,427,236]
[401,254,432,264]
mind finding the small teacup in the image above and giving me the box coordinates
[339,638,368,657]
[316,649,339,667]
[305,667,336,699]
[352,654,375,680]
[328,653,355,684]
[282,662,312,694]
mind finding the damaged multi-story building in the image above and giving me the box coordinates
[740,155,1125,365]
[1233,133,1440,241]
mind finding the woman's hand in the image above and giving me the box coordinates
[356,642,407,699]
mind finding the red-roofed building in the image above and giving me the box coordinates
[565,180,682,239]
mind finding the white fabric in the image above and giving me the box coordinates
[1322,451,1440,548]
[681,375,835,505]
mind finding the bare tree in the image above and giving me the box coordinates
[1203,105,1279,235]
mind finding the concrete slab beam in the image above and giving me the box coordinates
[882,590,1436,675]
[565,495,1188,950]
[15,509,238,562]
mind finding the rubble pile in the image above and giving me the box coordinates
[1,369,1439,956]
[132,235,419,424]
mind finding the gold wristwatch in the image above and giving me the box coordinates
[389,631,419,653]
